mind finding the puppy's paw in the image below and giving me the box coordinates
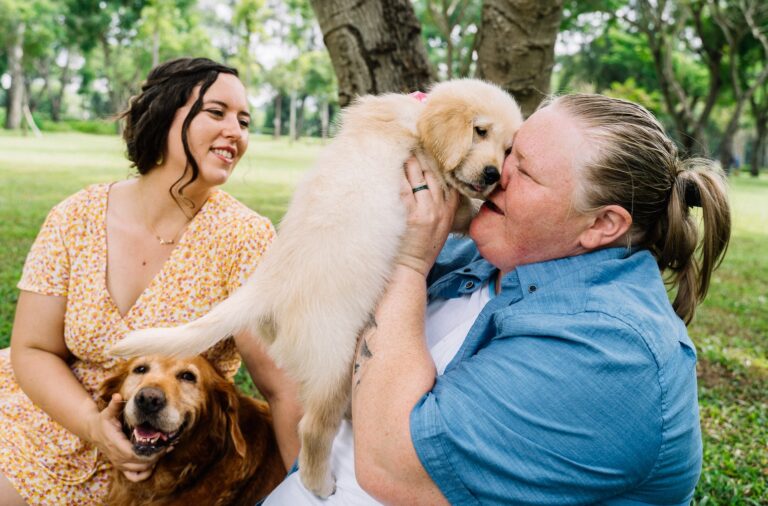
[300,469,336,499]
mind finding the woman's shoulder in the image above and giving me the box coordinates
[47,183,110,224]
[202,189,276,237]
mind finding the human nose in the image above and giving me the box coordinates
[222,114,243,140]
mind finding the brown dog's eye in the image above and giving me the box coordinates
[178,371,197,383]
[475,126,488,138]
[132,365,148,374]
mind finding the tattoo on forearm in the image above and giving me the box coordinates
[353,315,377,388]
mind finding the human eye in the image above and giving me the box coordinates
[239,118,250,129]
[205,108,224,117]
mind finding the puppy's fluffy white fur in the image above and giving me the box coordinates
[112,79,522,497]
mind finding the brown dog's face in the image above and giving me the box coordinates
[99,355,234,457]
[417,79,523,199]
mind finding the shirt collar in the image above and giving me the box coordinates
[510,247,632,296]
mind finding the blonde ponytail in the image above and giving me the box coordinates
[550,94,732,324]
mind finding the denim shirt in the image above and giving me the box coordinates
[410,238,702,506]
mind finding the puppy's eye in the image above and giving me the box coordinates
[475,126,488,138]
[178,371,197,383]
[132,365,148,374]
[505,147,512,157]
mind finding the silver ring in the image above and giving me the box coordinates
[411,184,429,193]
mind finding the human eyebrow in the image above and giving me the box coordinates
[205,100,251,119]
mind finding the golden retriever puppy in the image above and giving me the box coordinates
[99,355,285,506]
[112,79,522,497]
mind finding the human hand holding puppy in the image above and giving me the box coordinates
[396,157,460,277]
[88,394,164,482]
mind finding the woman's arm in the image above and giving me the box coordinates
[10,291,161,481]
[236,334,302,469]
[352,161,458,504]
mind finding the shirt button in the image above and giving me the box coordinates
[465,281,475,289]
[528,284,537,293]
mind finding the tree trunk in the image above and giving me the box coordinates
[5,21,26,130]
[320,99,329,140]
[289,90,297,144]
[51,50,73,122]
[273,93,283,139]
[475,0,564,117]
[750,95,768,177]
[309,0,434,106]
[296,95,306,141]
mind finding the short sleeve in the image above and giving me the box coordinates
[410,312,663,505]
[225,216,276,294]
[17,206,70,296]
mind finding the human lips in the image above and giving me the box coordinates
[481,199,504,215]
[210,146,236,162]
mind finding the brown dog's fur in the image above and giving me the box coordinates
[98,355,285,506]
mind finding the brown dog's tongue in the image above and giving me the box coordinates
[135,425,165,440]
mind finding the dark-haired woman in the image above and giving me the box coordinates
[0,58,301,505]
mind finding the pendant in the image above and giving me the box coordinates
[157,236,175,245]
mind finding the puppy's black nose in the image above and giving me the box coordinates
[135,387,166,413]
[483,166,500,185]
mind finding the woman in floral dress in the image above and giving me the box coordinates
[0,58,301,505]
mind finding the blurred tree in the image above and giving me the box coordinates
[414,0,482,79]
[476,0,565,117]
[748,79,767,175]
[232,0,270,91]
[308,0,433,106]
[0,0,58,129]
[709,0,768,172]
[631,0,726,156]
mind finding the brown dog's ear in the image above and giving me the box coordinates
[214,379,247,459]
[97,365,128,410]
[417,97,475,171]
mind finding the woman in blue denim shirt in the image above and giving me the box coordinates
[266,94,731,505]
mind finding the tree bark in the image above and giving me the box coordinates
[309,0,434,106]
[475,0,564,117]
[5,21,26,130]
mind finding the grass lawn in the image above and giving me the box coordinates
[1,132,766,503]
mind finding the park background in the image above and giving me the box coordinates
[0,0,766,503]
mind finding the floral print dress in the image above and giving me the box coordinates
[0,183,275,505]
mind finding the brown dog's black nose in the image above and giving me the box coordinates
[483,166,500,185]
[135,387,166,413]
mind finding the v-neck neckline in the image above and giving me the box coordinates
[101,182,215,321]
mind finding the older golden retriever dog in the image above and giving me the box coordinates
[112,79,522,497]
[98,355,285,505]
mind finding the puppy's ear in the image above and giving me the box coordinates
[417,97,475,171]
[214,380,247,458]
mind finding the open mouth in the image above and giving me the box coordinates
[446,172,496,198]
[210,147,235,162]
[126,421,185,456]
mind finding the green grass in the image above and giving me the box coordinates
[1,132,766,503]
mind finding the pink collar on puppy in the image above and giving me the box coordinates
[409,91,428,102]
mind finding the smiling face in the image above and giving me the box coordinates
[108,356,213,456]
[469,104,597,274]
[165,73,251,189]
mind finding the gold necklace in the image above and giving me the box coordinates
[140,187,194,246]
